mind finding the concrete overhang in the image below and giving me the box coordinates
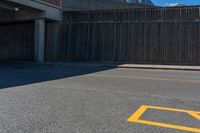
[0,0,62,23]
[0,1,43,23]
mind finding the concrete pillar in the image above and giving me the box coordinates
[34,19,45,62]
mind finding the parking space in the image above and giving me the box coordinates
[0,63,200,133]
[128,105,200,132]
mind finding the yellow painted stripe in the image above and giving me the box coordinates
[128,105,200,132]
[127,105,148,121]
[135,120,200,133]
[188,112,200,121]
[145,105,200,114]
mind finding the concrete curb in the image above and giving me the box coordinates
[117,64,200,71]
[1,61,200,71]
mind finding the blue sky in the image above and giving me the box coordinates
[152,0,200,6]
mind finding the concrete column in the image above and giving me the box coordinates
[34,19,45,62]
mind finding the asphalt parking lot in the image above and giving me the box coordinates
[0,63,200,133]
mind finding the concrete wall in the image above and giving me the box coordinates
[127,0,154,5]
[41,0,61,6]
[62,0,154,11]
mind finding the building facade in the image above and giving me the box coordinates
[62,0,154,11]
[0,0,153,62]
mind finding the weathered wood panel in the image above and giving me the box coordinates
[0,23,34,61]
[46,7,200,65]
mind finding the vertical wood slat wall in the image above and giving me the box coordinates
[0,23,34,61]
[46,6,200,64]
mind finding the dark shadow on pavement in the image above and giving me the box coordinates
[0,63,114,89]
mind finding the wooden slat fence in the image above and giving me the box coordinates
[0,23,34,61]
[46,6,200,64]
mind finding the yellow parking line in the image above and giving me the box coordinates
[134,120,200,133]
[128,105,200,133]
[90,74,200,83]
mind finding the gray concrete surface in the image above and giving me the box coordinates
[35,19,45,62]
[118,64,200,71]
[0,63,200,133]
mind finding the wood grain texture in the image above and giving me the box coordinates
[0,23,34,61]
[46,7,200,65]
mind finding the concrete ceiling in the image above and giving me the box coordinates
[0,0,19,11]
[0,1,43,23]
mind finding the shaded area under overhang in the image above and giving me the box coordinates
[0,1,44,23]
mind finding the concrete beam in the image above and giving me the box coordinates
[34,19,45,62]
[0,1,16,11]
[0,8,44,23]
[7,0,62,21]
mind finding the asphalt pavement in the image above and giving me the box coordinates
[0,63,200,133]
